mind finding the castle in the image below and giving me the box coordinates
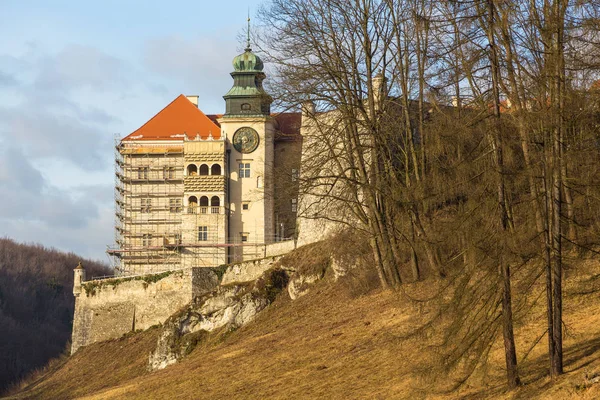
[108,37,302,276]
[71,33,345,354]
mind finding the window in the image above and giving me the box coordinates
[163,166,175,179]
[239,163,250,178]
[188,196,198,214]
[141,198,152,213]
[291,198,297,213]
[241,103,251,111]
[169,198,181,213]
[198,226,208,241]
[187,164,197,176]
[242,202,249,211]
[211,164,222,175]
[211,196,220,214]
[137,167,149,179]
[199,164,209,176]
[292,169,299,181]
[241,233,248,242]
[142,234,152,247]
[199,196,209,214]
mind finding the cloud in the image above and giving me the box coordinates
[143,35,237,109]
[0,44,128,172]
[0,145,113,260]
[34,44,131,94]
[0,147,100,227]
[0,207,114,263]
[0,106,112,170]
[0,71,18,88]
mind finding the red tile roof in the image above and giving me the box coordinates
[122,95,221,141]
[205,112,302,139]
[273,112,301,137]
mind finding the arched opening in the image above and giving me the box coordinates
[187,164,197,176]
[211,164,221,175]
[211,196,220,214]
[188,196,198,214]
[199,196,209,214]
[199,164,209,176]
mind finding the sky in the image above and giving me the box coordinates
[0,0,265,263]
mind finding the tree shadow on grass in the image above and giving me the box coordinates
[456,336,600,399]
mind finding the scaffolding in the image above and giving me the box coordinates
[109,136,188,275]
[108,136,253,276]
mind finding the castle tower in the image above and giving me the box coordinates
[73,261,86,297]
[219,19,275,261]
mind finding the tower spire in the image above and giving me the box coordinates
[246,12,251,51]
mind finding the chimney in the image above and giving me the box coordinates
[301,100,316,132]
[372,72,387,110]
[186,95,199,107]
[301,100,315,116]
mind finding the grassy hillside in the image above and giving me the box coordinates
[0,238,111,394]
[7,245,600,399]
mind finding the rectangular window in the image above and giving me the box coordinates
[169,198,181,213]
[241,233,248,242]
[239,163,250,178]
[141,198,152,213]
[163,166,175,179]
[198,226,208,242]
[137,167,149,180]
[142,234,152,247]
[291,198,297,213]
[242,202,249,211]
[291,169,298,181]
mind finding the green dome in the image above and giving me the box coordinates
[232,48,264,72]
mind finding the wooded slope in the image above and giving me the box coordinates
[0,238,110,393]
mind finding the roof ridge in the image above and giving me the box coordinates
[127,94,185,139]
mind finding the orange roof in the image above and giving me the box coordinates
[122,95,221,141]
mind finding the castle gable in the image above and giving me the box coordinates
[123,94,221,141]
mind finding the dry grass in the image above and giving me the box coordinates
[7,254,600,400]
[5,327,160,400]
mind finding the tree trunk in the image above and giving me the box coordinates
[486,0,520,386]
[501,256,521,388]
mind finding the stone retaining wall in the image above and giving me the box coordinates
[71,268,218,354]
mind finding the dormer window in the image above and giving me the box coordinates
[241,103,251,111]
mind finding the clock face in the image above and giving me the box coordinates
[232,127,260,154]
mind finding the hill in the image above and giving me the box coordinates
[0,238,111,393]
[6,243,600,399]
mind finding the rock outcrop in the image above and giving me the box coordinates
[148,268,288,371]
[148,245,353,371]
[220,256,281,285]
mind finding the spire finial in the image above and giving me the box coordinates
[246,11,251,51]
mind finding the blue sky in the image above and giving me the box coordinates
[0,0,265,263]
